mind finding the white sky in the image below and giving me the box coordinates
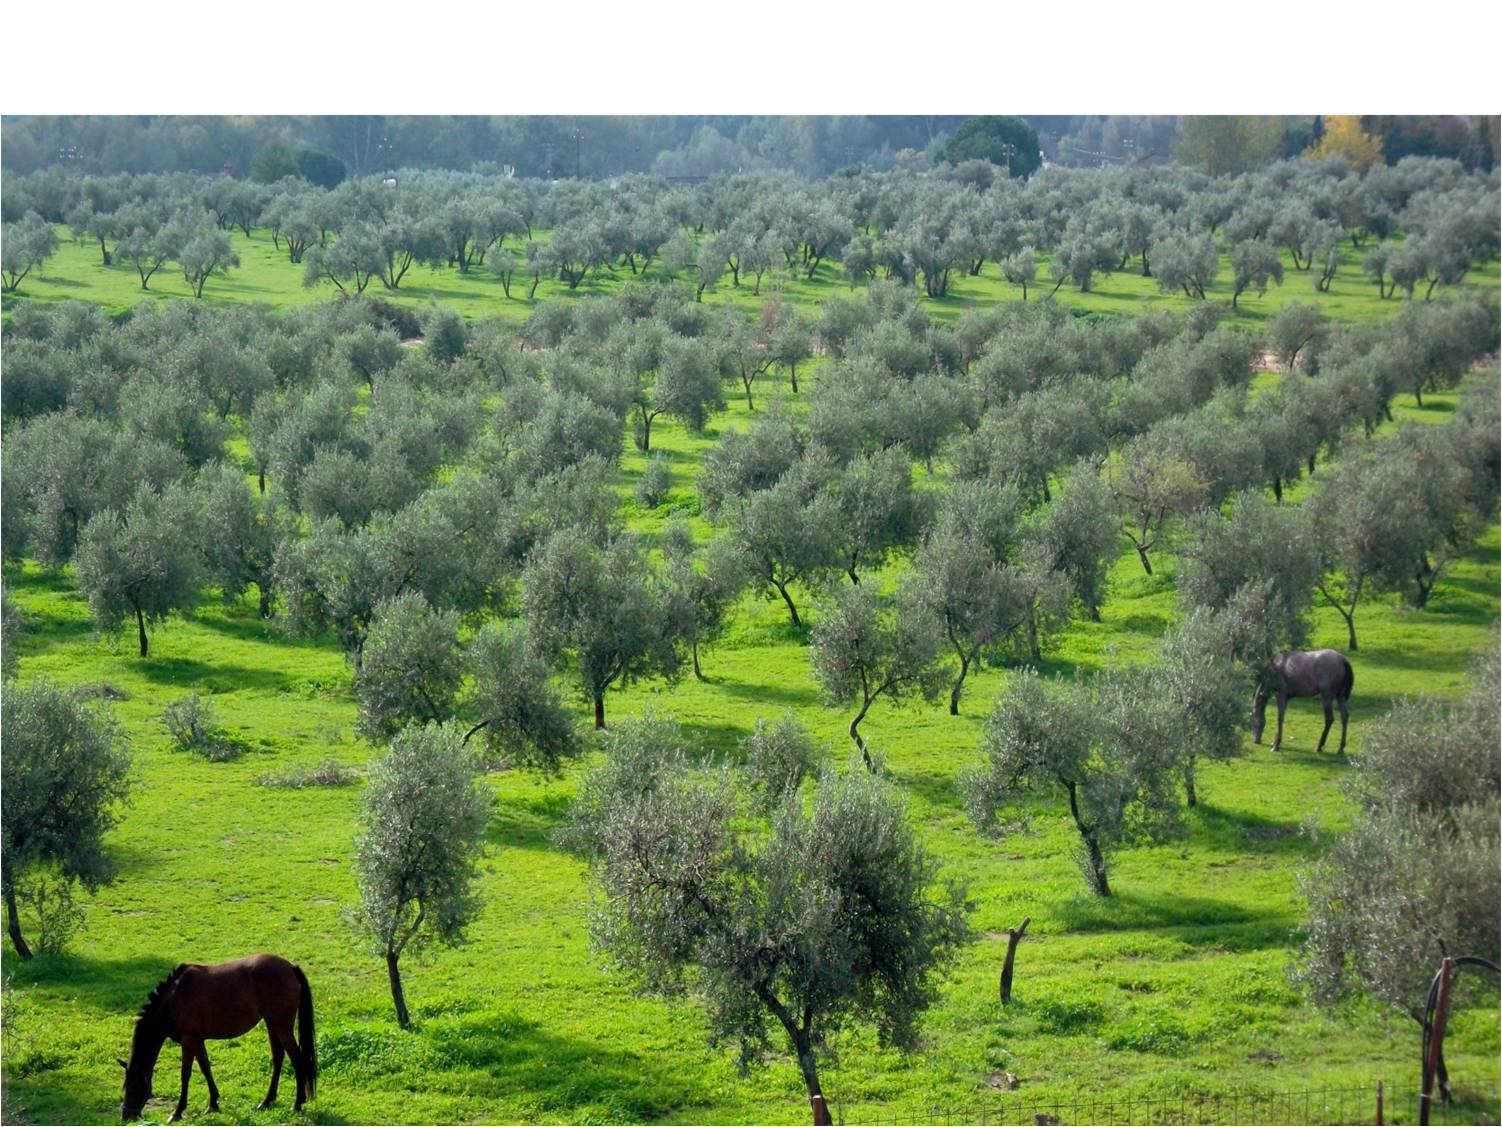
[1,1,1497,118]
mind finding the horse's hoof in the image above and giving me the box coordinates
[256,1101,273,1111]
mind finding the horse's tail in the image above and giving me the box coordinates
[294,964,317,1100]
[1341,658,1355,703]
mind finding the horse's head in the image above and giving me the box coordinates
[1250,682,1268,743]
[119,1056,150,1120]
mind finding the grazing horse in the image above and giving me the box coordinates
[119,954,316,1122]
[1251,649,1354,754]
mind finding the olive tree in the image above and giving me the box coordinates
[1108,443,1207,576]
[1,211,60,294]
[1178,491,1321,666]
[353,593,463,741]
[810,583,945,770]
[523,528,683,729]
[561,717,970,1121]
[1297,648,1499,1097]
[2,678,132,959]
[964,665,1185,897]
[349,722,491,1027]
[661,521,748,682]
[904,481,1031,715]
[178,225,240,298]
[74,483,205,658]
[1228,240,1284,309]
[460,621,580,770]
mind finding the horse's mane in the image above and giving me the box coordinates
[134,964,189,1028]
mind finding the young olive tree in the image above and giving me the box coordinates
[460,621,580,771]
[1228,240,1284,309]
[523,528,683,729]
[561,717,971,1121]
[904,481,1031,715]
[1,678,132,959]
[810,583,945,770]
[964,665,1187,897]
[1297,649,1499,1097]
[1108,443,1207,576]
[349,722,491,1027]
[661,521,749,682]
[1,211,60,294]
[353,593,463,742]
[74,482,205,658]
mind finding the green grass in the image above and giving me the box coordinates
[3,232,1500,1123]
[4,356,1499,1123]
[5,224,1498,328]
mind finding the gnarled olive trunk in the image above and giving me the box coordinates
[6,886,34,960]
[386,951,410,1028]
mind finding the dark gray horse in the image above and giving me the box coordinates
[1251,649,1354,754]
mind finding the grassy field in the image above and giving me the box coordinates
[3,294,1499,1127]
[4,222,1499,330]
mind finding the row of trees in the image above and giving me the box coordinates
[5,156,1494,314]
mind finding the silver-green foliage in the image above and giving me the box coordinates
[354,593,462,741]
[1,678,132,959]
[349,722,490,1025]
[561,716,970,1104]
[1297,647,1500,1022]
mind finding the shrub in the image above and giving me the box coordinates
[634,452,671,509]
[161,693,238,760]
[253,759,359,789]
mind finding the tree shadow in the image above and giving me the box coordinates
[1186,803,1320,860]
[1054,890,1292,952]
[415,1008,708,1123]
[712,674,818,710]
[135,657,299,694]
[484,790,572,853]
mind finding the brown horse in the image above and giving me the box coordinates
[118,953,316,1122]
[1251,649,1354,754]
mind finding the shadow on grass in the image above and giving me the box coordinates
[1186,803,1320,860]
[713,674,818,710]
[417,1008,699,1122]
[485,791,572,853]
[135,657,295,694]
[1054,890,1292,952]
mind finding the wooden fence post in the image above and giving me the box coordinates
[1000,916,1030,1004]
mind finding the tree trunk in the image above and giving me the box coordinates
[136,604,149,658]
[1083,833,1111,896]
[850,698,874,771]
[386,951,410,1028]
[792,1034,829,1125]
[1184,757,1198,807]
[999,917,1030,1004]
[692,641,704,682]
[258,585,272,620]
[949,651,971,716]
[1135,544,1153,576]
[6,886,33,960]
[1272,475,1282,504]
[773,580,801,627]
[594,694,606,730]
[1067,782,1111,896]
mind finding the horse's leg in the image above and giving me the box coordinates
[258,1025,285,1110]
[193,1043,220,1112]
[1271,693,1288,752]
[171,1041,194,1122]
[1317,693,1334,752]
[276,1020,309,1111]
[1337,692,1349,754]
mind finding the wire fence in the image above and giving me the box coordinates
[827,1080,1501,1126]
